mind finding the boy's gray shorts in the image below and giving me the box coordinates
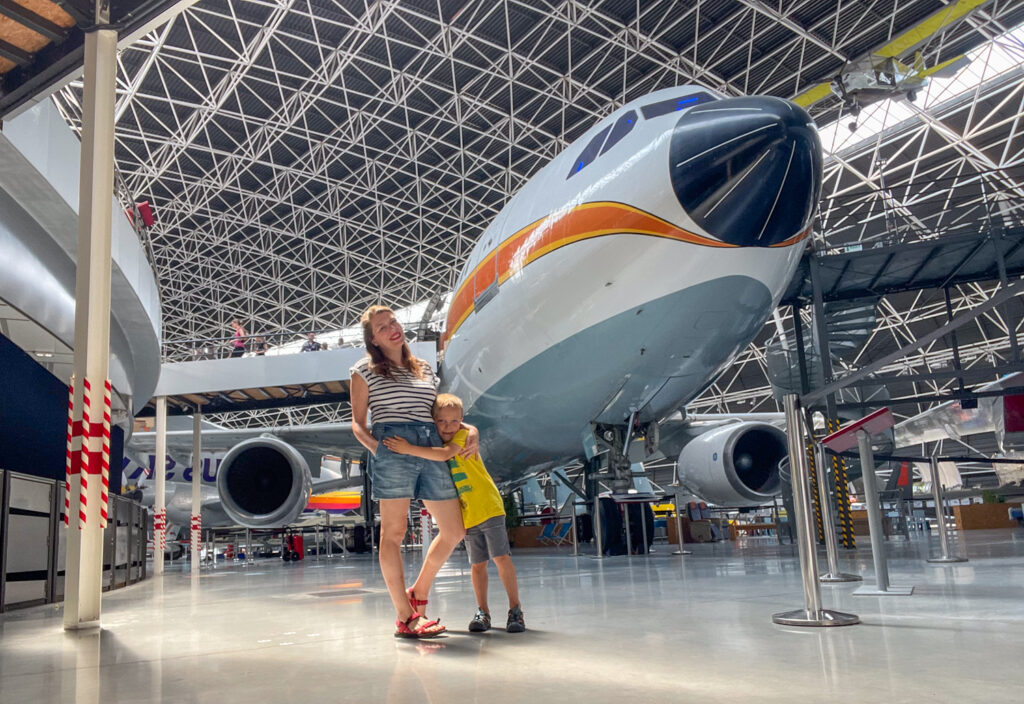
[465,515,510,564]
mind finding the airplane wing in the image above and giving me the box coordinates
[872,0,988,60]
[893,373,1024,449]
[915,53,972,80]
[791,81,835,109]
[130,422,364,460]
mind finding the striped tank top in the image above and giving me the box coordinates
[350,356,439,424]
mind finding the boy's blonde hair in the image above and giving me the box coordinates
[433,393,463,416]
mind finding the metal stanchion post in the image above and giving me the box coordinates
[672,495,692,555]
[640,502,649,555]
[593,493,604,559]
[623,501,633,556]
[571,503,579,556]
[853,430,913,596]
[420,509,432,559]
[245,528,252,565]
[773,394,859,627]
[815,444,861,583]
[927,457,967,564]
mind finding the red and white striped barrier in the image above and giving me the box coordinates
[63,377,77,526]
[74,377,113,529]
[190,514,201,555]
[99,380,111,528]
[154,509,167,553]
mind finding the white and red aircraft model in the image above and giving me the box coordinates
[130,85,822,527]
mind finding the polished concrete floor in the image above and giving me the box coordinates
[2,529,1023,703]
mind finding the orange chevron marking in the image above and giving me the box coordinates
[442,202,810,345]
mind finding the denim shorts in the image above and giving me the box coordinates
[370,422,458,501]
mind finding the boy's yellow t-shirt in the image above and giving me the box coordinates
[446,429,505,529]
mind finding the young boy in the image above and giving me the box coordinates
[383,393,525,633]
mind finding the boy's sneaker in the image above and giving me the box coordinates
[468,609,491,632]
[506,605,526,633]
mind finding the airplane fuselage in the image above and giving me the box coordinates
[439,86,822,479]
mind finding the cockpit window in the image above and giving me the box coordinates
[599,110,637,156]
[639,92,716,120]
[566,124,612,179]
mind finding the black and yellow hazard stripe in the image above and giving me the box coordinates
[805,439,825,544]
[827,418,856,549]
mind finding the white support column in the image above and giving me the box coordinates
[62,23,118,631]
[191,412,202,575]
[154,397,168,576]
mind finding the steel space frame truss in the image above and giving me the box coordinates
[40,0,1024,427]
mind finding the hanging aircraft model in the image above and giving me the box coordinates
[792,0,986,128]
[130,83,823,527]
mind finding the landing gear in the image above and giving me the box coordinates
[589,417,659,493]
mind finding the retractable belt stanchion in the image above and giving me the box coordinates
[926,456,967,564]
[623,501,633,557]
[817,408,913,596]
[571,503,579,556]
[814,443,861,583]
[672,494,692,555]
[852,428,914,596]
[420,509,432,559]
[772,394,859,627]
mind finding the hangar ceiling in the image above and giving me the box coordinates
[42,0,1024,427]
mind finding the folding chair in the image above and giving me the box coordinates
[547,522,573,546]
[535,522,556,544]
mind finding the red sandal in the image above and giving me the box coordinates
[394,612,445,639]
[407,587,429,614]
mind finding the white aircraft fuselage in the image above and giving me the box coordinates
[440,86,822,480]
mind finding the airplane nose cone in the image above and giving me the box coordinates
[669,96,822,247]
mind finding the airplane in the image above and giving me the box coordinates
[130,83,822,527]
[121,448,364,549]
[792,0,985,127]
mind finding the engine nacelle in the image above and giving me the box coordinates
[217,435,313,528]
[677,422,786,506]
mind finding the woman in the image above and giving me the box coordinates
[350,305,477,638]
[229,319,247,358]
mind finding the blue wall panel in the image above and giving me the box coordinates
[0,333,122,495]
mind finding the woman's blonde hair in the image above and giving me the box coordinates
[360,305,423,379]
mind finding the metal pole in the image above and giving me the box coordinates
[773,394,859,627]
[420,509,432,559]
[927,457,968,564]
[571,503,579,556]
[623,501,633,556]
[672,495,691,555]
[853,430,913,595]
[191,413,202,576]
[593,491,604,559]
[815,444,861,583]
[640,502,649,555]
[245,528,252,565]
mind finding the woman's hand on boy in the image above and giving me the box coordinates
[383,436,412,454]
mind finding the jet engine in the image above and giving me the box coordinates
[676,422,786,507]
[216,436,313,528]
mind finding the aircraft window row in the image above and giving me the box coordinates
[566,94,714,179]
[599,110,638,157]
[639,92,716,120]
[567,123,612,179]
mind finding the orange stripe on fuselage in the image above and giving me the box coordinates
[442,202,809,345]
